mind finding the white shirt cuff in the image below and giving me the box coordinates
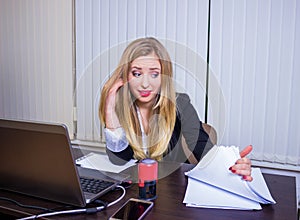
[104,127,129,152]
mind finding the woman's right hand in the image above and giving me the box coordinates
[105,78,124,130]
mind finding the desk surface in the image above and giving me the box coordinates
[0,152,297,220]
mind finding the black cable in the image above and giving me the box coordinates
[17,185,126,220]
[0,197,51,212]
[119,180,133,189]
[92,199,108,209]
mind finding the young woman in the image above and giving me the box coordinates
[99,37,252,181]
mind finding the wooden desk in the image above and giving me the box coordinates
[0,160,297,220]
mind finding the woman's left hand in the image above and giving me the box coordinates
[229,145,253,181]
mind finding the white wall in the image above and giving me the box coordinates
[0,0,74,136]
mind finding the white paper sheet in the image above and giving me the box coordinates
[183,145,276,210]
[76,152,137,173]
[183,177,262,210]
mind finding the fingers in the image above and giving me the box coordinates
[239,145,253,158]
[106,78,124,108]
[229,163,251,175]
[104,79,124,129]
[235,157,252,165]
[229,156,253,182]
[229,165,253,182]
[110,78,124,94]
[242,175,253,181]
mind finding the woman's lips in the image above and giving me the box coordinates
[139,90,151,97]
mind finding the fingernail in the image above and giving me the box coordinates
[229,167,236,173]
[229,166,232,171]
[242,175,247,180]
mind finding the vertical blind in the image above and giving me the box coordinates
[0,0,74,136]
[208,0,300,166]
[75,0,209,142]
[76,0,300,167]
[0,0,298,168]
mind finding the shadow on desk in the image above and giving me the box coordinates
[0,213,15,220]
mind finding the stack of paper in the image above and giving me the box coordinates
[183,145,276,210]
[76,152,137,173]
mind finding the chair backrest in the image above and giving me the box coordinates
[202,123,217,146]
[182,123,217,164]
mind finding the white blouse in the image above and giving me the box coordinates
[104,105,148,156]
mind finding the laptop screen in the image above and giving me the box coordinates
[0,119,86,207]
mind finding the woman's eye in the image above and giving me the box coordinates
[132,71,141,77]
[151,72,160,78]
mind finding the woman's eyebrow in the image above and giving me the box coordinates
[131,66,142,70]
[149,67,161,71]
[131,66,161,71]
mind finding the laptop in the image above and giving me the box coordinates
[0,119,130,207]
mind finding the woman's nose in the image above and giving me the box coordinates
[141,74,150,88]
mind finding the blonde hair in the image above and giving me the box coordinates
[99,37,176,160]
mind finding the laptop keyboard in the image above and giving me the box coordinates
[80,177,114,194]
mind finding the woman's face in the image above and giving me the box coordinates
[128,53,162,107]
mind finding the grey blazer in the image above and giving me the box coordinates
[106,93,213,164]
